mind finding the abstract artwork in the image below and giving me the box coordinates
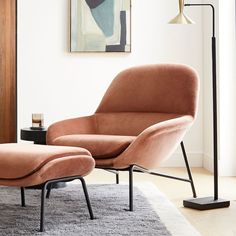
[70,0,131,52]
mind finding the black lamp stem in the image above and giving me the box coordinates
[212,35,218,200]
[185,2,218,201]
[183,3,230,210]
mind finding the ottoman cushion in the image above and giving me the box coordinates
[0,144,94,186]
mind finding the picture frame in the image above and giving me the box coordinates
[70,0,131,52]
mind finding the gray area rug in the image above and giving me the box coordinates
[0,183,171,236]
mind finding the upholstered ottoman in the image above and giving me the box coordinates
[0,143,95,232]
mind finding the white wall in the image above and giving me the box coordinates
[17,0,204,167]
[218,0,236,175]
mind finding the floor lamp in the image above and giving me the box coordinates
[169,0,230,210]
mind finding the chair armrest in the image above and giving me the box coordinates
[113,115,194,169]
[46,115,96,145]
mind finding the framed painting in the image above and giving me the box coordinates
[70,0,131,52]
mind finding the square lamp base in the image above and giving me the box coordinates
[183,197,230,210]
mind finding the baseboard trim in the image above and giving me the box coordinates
[203,154,213,173]
[203,154,236,176]
[160,152,203,167]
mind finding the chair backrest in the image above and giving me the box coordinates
[95,64,199,135]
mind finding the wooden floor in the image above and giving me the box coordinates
[85,168,236,236]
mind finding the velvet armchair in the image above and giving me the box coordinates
[47,64,199,211]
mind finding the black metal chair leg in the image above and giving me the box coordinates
[46,184,52,199]
[105,169,119,184]
[181,141,197,198]
[116,172,119,184]
[129,166,134,211]
[40,184,47,232]
[20,187,25,207]
[79,177,94,220]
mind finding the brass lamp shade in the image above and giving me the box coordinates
[169,0,195,24]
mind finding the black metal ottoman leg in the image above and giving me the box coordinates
[20,187,25,207]
[129,166,134,211]
[40,183,47,232]
[79,177,94,220]
[116,172,119,184]
[46,183,52,199]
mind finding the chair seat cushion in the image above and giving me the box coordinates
[52,134,136,159]
[0,143,91,180]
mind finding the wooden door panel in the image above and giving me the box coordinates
[0,0,17,143]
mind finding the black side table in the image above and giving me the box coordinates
[21,128,47,144]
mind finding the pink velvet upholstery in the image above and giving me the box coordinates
[96,64,198,117]
[0,144,94,187]
[47,64,199,170]
[53,134,136,159]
